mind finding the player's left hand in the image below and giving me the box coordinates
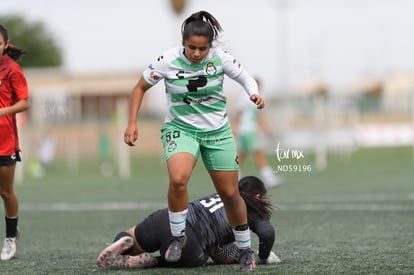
[250,94,264,109]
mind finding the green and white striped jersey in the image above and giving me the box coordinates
[143,46,253,131]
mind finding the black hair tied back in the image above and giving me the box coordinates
[181,10,223,44]
[0,24,26,61]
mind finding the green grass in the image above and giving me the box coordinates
[1,146,413,274]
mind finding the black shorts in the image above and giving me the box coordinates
[134,208,209,267]
[0,151,21,166]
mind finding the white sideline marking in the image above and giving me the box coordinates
[21,202,166,211]
[277,204,414,211]
[20,201,414,212]
[277,193,414,203]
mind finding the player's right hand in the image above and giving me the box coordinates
[124,124,138,146]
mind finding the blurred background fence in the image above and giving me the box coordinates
[15,68,414,181]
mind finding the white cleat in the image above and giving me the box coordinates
[96,236,134,268]
[1,228,21,261]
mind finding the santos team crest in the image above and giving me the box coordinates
[205,62,217,76]
[168,140,177,152]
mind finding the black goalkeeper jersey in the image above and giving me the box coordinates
[134,193,233,267]
[187,193,234,250]
[133,192,274,266]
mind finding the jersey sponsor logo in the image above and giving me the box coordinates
[176,70,193,79]
[205,62,217,76]
[186,76,207,92]
[183,96,211,105]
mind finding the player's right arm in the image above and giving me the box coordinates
[124,77,152,146]
[124,51,170,146]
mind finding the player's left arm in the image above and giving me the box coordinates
[233,71,264,109]
[0,67,30,118]
[219,49,264,109]
[0,98,30,118]
[250,219,279,264]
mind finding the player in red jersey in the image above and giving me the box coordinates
[0,24,30,260]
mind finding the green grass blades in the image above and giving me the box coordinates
[1,146,412,274]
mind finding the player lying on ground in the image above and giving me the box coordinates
[96,176,281,269]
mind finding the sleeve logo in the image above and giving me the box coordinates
[149,71,159,81]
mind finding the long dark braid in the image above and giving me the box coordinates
[240,191,273,223]
[238,176,275,223]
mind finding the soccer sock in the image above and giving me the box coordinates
[233,224,251,250]
[168,209,188,237]
[5,216,18,238]
[113,231,133,255]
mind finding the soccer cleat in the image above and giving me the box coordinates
[0,228,20,261]
[96,236,134,268]
[256,251,282,264]
[266,251,282,264]
[239,248,256,272]
[114,252,158,268]
[164,235,187,262]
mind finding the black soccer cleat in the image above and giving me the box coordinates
[165,235,187,262]
[239,248,256,272]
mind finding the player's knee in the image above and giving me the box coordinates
[0,189,13,201]
[169,175,188,193]
[219,192,239,207]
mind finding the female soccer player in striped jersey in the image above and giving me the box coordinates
[96,176,281,269]
[124,10,264,272]
[0,24,30,261]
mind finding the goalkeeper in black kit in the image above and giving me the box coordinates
[96,176,281,269]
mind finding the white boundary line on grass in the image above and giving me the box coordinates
[277,193,414,203]
[21,202,167,211]
[277,204,414,211]
[20,201,414,212]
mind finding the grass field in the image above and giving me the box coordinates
[1,146,413,274]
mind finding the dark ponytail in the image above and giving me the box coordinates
[0,24,26,61]
[239,176,274,222]
[240,191,273,222]
[181,11,222,44]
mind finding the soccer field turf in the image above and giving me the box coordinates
[1,146,413,274]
